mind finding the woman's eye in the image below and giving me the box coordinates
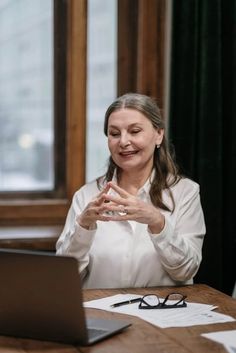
[131,130,141,134]
[109,131,120,137]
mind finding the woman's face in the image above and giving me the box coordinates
[107,108,164,173]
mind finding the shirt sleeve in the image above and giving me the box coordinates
[56,190,96,280]
[148,181,206,282]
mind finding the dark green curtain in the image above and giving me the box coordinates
[168,0,236,295]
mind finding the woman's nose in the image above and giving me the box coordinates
[119,133,131,147]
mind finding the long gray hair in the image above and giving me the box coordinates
[100,93,181,211]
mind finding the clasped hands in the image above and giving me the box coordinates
[78,182,165,234]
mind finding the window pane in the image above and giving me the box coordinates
[0,0,53,191]
[86,0,117,182]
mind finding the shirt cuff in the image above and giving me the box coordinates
[148,218,174,245]
[74,221,97,245]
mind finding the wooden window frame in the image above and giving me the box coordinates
[0,0,87,226]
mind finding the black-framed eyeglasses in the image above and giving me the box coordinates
[139,293,187,309]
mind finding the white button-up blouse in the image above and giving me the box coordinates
[56,176,206,289]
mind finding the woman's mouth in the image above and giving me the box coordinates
[119,150,139,157]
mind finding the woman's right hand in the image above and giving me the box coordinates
[77,184,111,230]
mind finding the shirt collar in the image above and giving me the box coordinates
[137,170,154,197]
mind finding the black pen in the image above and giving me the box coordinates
[110,297,142,308]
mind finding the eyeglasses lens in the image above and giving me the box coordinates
[142,295,159,307]
[165,293,185,305]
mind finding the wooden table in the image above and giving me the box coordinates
[0,284,235,352]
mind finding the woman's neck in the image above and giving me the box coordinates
[118,168,153,195]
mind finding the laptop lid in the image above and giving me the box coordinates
[0,249,131,345]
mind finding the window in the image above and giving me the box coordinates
[0,0,84,229]
[0,0,54,192]
[0,0,168,250]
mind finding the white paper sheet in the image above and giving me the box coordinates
[84,293,236,328]
[202,330,236,353]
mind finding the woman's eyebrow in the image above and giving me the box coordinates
[108,123,143,130]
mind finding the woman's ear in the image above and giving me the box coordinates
[156,128,164,146]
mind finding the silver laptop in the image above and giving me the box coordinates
[0,249,131,345]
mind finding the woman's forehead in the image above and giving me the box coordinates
[108,108,151,127]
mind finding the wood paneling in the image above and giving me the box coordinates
[118,0,167,112]
[66,0,87,200]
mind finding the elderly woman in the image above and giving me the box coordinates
[56,93,206,289]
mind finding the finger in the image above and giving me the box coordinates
[108,182,130,198]
[94,184,111,206]
[104,213,130,221]
[97,214,113,222]
[103,193,129,206]
[100,203,128,214]
[97,183,111,198]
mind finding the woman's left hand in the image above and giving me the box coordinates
[100,182,165,234]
